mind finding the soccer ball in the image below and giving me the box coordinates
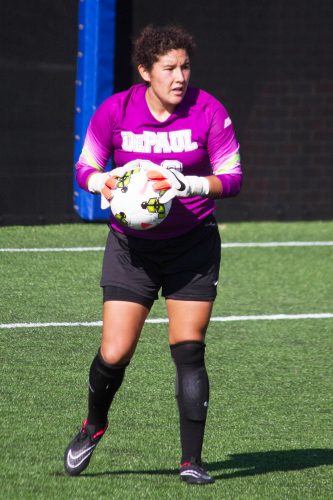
[110,167,172,230]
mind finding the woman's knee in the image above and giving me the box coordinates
[100,341,134,365]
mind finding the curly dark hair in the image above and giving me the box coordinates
[133,24,196,70]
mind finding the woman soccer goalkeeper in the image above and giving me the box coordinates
[64,24,242,485]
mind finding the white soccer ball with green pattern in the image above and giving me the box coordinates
[110,168,172,230]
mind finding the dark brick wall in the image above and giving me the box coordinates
[131,0,333,221]
[234,1,333,221]
[1,0,332,224]
[0,0,78,224]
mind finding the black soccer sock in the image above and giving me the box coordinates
[170,341,209,464]
[87,349,127,428]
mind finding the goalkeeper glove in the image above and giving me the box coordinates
[87,161,143,209]
[146,167,210,203]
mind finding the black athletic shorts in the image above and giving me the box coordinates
[101,215,221,307]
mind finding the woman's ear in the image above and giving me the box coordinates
[138,65,151,83]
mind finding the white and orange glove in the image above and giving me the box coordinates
[87,160,142,209]
[146,166,210,203]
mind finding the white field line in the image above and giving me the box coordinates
[0,246,105,252]
[222,241,333,248]
[1,313,333,330]
[0,241,333,252]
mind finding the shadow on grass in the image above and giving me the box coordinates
[209,448,333,480]
[55,448,333,480]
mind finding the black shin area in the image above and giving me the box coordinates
[170,341,209,464]
[87,349,127,427]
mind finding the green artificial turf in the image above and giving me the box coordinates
[0,221,332,499]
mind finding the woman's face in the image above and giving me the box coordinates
[139,49,191,112]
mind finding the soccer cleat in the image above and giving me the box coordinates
[64,419,108,476]
[180,460,215,485]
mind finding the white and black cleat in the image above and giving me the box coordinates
[180,460,215,485]
[64,419,107,476]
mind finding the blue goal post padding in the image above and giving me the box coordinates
[73,0,117,221]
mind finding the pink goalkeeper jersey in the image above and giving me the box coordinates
[76,83,242,239]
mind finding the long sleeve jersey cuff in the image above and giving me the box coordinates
[218,173,243,198]
[76,163,103,191]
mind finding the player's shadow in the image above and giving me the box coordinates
[208,448,333,480]
[70,448,333,480]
